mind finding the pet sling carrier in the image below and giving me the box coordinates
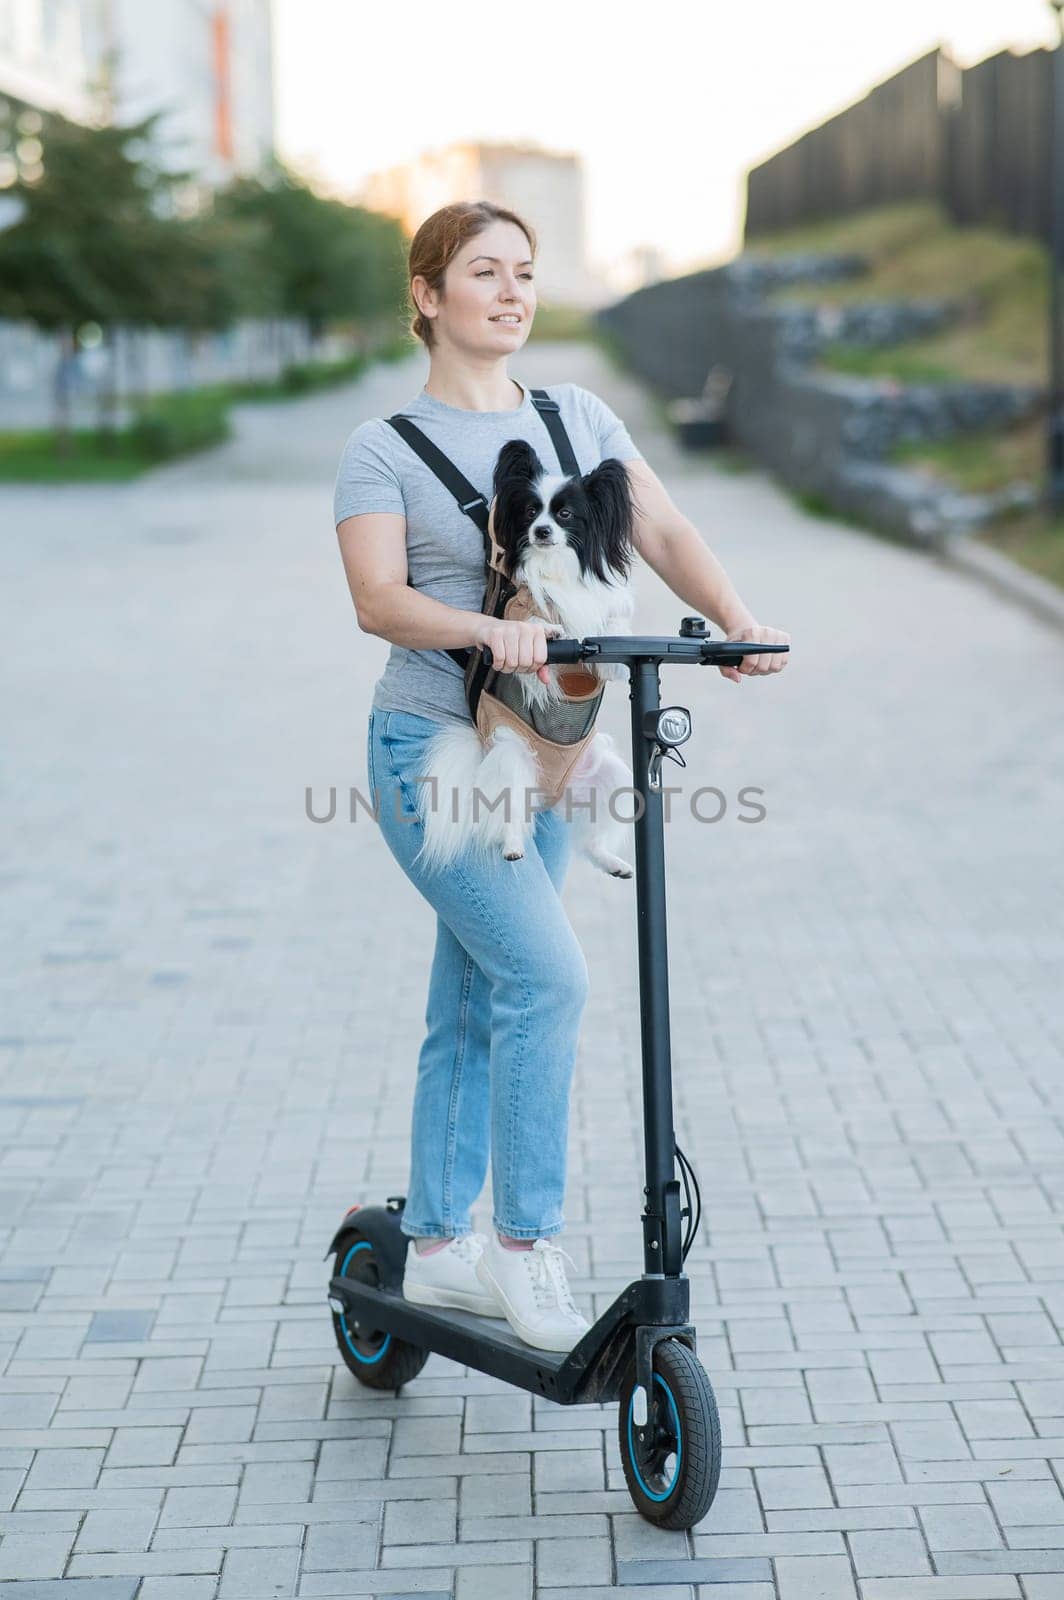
[384,389,608,803]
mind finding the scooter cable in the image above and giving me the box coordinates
[674,1139,703,1261]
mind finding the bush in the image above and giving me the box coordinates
[275,333,411,394]
[128,391,231,461]
[0,337,404,480]
[279,353,367,394]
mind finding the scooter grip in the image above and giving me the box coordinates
[545,640,584,663]
[478,640,583,666]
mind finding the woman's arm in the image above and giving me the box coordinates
[336,511,554,680]
[338,510,486,649]
[624,458,789,683]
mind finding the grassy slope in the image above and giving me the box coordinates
[745,202,1062,585]
[748,201,1044,387]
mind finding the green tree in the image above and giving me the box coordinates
[0,109,254,445]
[215,161,406,346]
[0,117,407,454]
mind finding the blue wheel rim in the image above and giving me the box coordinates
[337,1241,391,1365]
[627,1371,682,1501]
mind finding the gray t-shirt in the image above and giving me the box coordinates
[333,377,643,728]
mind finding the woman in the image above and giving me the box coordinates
[334,200,788,1353]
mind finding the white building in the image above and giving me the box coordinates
[359,140,609,310]
[0,0,110,122]
[0,0,274,190]
[106,0,274,186]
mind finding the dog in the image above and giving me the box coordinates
[412,439,638,878]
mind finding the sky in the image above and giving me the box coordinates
[272,0,1057,283]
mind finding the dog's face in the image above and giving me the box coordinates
[491,439,636,586]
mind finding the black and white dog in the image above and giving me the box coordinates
[413,439,638,877]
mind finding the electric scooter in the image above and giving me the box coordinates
[325,617,790,1530]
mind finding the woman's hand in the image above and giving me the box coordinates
[717,623,790,684]
[475,617,563,685]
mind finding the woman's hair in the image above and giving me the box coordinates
[407,200,537,350]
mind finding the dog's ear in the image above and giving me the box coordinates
[493,439,543,496]
[583,457,636,583]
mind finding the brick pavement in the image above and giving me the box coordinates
[1,342,1062,1597]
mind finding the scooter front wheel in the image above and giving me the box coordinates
[618,1338,721,1529]
[330,1230,428,1391]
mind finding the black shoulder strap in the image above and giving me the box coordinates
[384,415,491,544]
[382,415,492,674]
[528,388,580,476]
[383,387,579,528]
[383,388,580,673]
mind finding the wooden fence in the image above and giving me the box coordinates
[744,45,1054,245]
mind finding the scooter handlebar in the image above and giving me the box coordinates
[476,633,789,669]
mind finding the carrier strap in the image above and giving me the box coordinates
[384,417,491,540]
[527,388,580,477]
[383,388,579,671]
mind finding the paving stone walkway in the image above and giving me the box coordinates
[1,341,1062,1598]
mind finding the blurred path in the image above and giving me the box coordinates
[1,342,1062,1597]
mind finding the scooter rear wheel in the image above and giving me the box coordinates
[330,1230,428,1391]
[618,1338,721,1529]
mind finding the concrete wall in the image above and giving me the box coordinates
[595,258,1041,542]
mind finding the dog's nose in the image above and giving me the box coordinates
[533,526,552,542]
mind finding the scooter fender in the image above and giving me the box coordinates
[324,1197,410,1291]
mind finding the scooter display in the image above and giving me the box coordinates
[325,617,790,1529]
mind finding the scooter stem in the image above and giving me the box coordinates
[629,659,685,1279]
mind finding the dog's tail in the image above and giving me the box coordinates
[412,723,540,874]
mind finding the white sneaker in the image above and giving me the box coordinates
[475,1234,591,1352]
[402,1233,500,1317]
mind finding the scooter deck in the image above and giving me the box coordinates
[329,1272,591,1399]
[328,1267,697,1404]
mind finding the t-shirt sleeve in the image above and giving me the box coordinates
[333,421,405,527]
[575,385,643,463]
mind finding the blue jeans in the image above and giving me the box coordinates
[366,708,590,1241]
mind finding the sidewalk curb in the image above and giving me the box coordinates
[937,531,1064,633]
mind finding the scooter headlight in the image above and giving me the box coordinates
[653,707,691,747]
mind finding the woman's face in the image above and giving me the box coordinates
[415,220,536,355]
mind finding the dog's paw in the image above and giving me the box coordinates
[586,849,634,878]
